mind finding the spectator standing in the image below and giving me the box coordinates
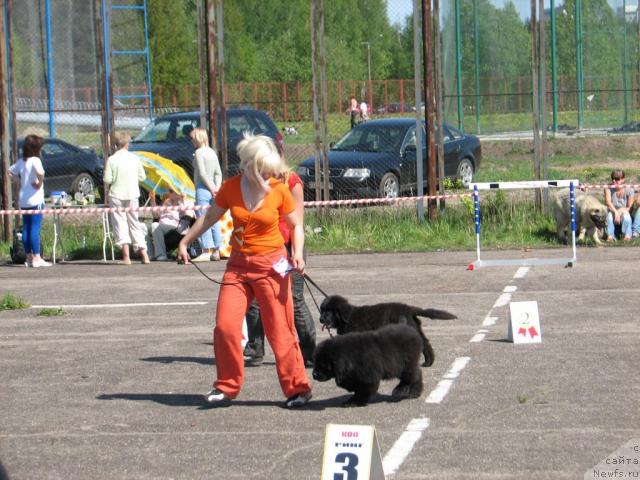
[190,127,224,262]
[243,166,316,367]
[103,131,150,264]
[347,96,361,129]
[9,134,51,267]
[360,101,369,122]
[604,169,634,242]
[177,133,312,408]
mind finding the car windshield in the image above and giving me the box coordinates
[332,125,405,153]
[132,119,173,143]
[132,118,198,143]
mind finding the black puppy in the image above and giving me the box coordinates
[319,294,456,366]
[312,324,423,407]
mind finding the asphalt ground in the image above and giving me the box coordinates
[1,247,639,479]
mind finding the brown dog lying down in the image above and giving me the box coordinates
[312,324,424,407]
[318,294,456,366]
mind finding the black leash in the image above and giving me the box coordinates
[189,259,334,335]
[189,260,292,286]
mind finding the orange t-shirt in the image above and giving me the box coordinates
[215,175,296,255]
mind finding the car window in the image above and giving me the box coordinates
[175,120,197,141]
[333,125,404,153]
[133,119,172,143]
[446,126,463,140]
[402,126,426,149]
[42,142,69,156]
[252,113,274,134]
[227,113,253,137]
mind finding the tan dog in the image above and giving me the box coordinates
[553,188,607,245]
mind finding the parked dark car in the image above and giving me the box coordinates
[297,118,481,200]
[129,108,283,177]
[15,137,104,199]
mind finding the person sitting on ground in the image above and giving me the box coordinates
[148,189,194,261]
[604,168,634,242]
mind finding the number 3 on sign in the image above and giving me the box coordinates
[333,452,359,479]
[321,424,385,480]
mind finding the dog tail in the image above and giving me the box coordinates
[416,308,457,320]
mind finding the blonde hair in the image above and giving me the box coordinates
[190,127,209,148]
[113,131,131,150]
[237,133,283,191]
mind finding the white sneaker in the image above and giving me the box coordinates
[154,255,168,261]
[31,259,52,268]
[191,253,212,263]
[211,250,221,261]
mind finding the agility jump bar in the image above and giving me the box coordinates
[469,179,580,269]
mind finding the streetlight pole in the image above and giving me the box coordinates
[361,41,372,109]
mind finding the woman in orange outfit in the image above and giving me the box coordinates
[177,133,311,408]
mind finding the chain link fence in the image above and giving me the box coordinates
[2,0,639,214]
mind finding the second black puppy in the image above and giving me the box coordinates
[313,324,423,407]
[319,294,456,366]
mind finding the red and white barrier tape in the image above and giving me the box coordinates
[0,184,626,216]
[303,192,473,207]
[0,204,209,216]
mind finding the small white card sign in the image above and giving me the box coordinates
[508,301,542,344]
[321,424,385,480]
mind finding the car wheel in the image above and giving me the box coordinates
[72,173,96,197]
[379,172,400,198]
[456,159,474,188]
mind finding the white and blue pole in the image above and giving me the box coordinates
[570,181,577,261]
[474,184,481,263]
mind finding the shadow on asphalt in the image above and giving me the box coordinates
[140,356,216,366]
[95,392,402,410]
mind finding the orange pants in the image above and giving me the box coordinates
[212,247,311,399]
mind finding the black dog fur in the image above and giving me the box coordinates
[318,294,456,366]
[312,324,424,407]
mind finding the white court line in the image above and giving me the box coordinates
[482,315,498,326]
[425,357,471,403]
[469,329,489,343]
[492,292,512,308]
[469,333,485,343]
[503,285,518,293]
[383,417,430,476]
[514,266,530,279]
[30,301,209,309]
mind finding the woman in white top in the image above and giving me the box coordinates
[190,127,223,262]
[9,134,51,267]
[103,131,150,264]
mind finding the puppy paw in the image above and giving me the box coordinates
[391,384,411,399]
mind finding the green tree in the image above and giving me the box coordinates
[147,0,198,102]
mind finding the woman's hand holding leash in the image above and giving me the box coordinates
[176,241,190,264]
[290,254,305,274]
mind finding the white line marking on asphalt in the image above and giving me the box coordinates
[514,266,530,279]
[383,417,430,476]
[482,315,498,326]
[503,285,518,293]
[30,301,209,309]
[425,357,471,403]
[443,356,471,379]
[492,292,512,308]
[469,331,486,343]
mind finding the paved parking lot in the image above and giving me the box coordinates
[1,248,639,479]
